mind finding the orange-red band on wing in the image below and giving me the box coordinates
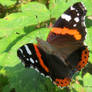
[54,78,71,87]
[51,27,82,40]
[34,44,49,72]
[76,48,89,70]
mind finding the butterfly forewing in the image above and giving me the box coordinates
[47,2,87,44]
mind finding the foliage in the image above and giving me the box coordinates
[0,0,92,92]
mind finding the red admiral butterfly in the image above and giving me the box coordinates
[17,2,89,87]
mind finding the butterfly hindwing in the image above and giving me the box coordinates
[67,46,89,71]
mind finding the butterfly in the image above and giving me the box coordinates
[17,2,89,87]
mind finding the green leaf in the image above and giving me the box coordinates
[49,0,92,18]
[83,73,92,92]
[85,26,92,62]
[0,2,50,37]
[0,0,16,6]
[21,2,50,23]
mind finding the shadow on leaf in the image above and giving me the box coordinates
[10,88,16,92]
[1,63,72,92]
[71,88,77,92]
[78,80,83,86]
[82,62,92,77]
[3,18,51,53]
[86,17,92,28]
[3,25,37,53]
[0,72,9,92]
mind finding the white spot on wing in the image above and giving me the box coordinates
[30,66,33,69]
[19,48,23,53]
[81,16,86,27]
[35,60,38,63]
[19,48,25,57]
[35,68,39,72]
[74,17,79,22]
[24,45,32,55]
[76,9,78,12]
[77,13,79,16]
[81,16,85,21]
[73,24,77,27]
[81,2,86,10]
[41,73,44,76]
[61,13,71,22]
[70,6,75,10]
[46,75,50,78]
[30,58,34,63]
[81,21,86,27]
[27,58,29,61]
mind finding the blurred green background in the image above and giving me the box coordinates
[0,0,92,92]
